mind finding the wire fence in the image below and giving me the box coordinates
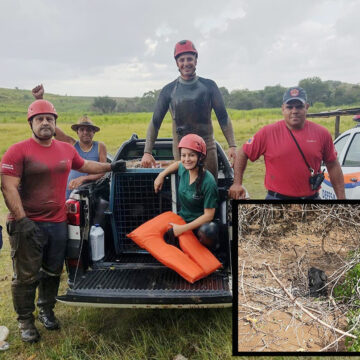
[237,203,360,352]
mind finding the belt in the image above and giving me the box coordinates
[267,190,319,200]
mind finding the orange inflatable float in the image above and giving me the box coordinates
[127,211,221,283]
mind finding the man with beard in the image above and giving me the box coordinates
[31,85,107,198]
[141,40,237,179]
[0,99,121,343]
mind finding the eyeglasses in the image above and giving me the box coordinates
[285,104,305,110]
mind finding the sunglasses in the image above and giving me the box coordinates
[285,104,305,110]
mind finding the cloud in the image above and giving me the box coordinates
[145,39,158,56]
[194,1,246,36]
[0,0,359,96]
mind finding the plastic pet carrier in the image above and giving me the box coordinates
[110,169,176,254]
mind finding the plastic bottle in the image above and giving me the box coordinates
[89,224,104,261]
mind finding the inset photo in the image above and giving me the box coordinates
[234,202,360,353]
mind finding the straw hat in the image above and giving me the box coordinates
[71,116,100,132]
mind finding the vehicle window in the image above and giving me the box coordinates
[334,134,350,161]
[125,147,173,159]
[152,148,174,159]
[343,133,360,167]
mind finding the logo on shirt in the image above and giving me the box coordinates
[246,137,254,145]
[1,164,14,170]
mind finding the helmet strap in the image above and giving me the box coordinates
[196,153,206,168]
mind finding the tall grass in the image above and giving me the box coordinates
[0,105,356,199]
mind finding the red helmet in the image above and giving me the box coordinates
[174,40,198,59]
[353,114,360,121]
[27,100,58,121]
[178,134,206,156]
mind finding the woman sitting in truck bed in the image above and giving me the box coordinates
[154,134,219,250]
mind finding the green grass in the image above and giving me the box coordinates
[0,103,356,200]
[333,261,360,351]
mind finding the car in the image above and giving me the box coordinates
[320,119,360,199]
[57,134,233,308]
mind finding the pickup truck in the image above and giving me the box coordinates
[57,134,233,308]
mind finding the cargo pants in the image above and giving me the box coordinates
[6,220,67,322]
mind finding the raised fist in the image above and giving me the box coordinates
[32,84,44,99]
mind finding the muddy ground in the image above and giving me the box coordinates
[237,204,360,353]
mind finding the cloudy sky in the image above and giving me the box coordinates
[1,0,359,97]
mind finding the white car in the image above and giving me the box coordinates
[320,123,360,199]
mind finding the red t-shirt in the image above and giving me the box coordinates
[1,138,85,222]
[243,120,337,197]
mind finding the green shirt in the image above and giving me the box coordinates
[178,163,219,223]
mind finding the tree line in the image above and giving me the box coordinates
[92,77,360,113]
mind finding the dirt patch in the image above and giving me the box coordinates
[237,203,360,353]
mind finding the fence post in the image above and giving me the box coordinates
[335,115,340,139]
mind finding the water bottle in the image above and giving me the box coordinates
[89,224,104,261]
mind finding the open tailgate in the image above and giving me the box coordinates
[58,266,231,308]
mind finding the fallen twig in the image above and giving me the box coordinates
[240,260,246,301]
[319,314,360,352]
[238,303,263,313]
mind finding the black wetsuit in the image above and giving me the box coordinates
[144,76,236,179]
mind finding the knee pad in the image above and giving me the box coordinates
[197,222,219,250]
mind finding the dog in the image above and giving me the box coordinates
[308,267,328,297]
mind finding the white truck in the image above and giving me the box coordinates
[320,117,360,199]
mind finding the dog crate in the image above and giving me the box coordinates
[110,169,177,254]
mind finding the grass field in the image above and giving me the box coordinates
[0,103,357,359]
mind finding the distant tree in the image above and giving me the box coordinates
[96,79,360,113]
[219,87,230,106]
[229,89,261,110]
[138,90,161,112]
[92,96,117,113]
[262,85,286,107]
[331,84,360,106]
[298,77,330,105]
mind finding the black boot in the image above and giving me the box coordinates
[18,320,40,343]
[38,309,60,330]
[12,282,40,342]
[37,275,61,330]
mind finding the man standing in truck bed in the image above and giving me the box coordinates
[141,40,237,179]
[0,98,121,343]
